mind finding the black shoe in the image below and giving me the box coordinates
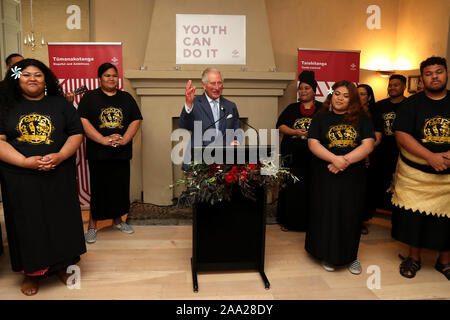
[434,259,450,281]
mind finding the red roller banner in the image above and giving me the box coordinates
[48,42,123,208]
[297,48,360,102]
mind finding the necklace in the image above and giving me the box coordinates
[300,103,316,116]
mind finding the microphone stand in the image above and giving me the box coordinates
[239,118,260,146]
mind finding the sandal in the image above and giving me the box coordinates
[434,259,450,281]
[57,268,75,286]
[21,276,39,296]
[398,254,421,279]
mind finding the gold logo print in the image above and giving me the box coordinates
[328,124,358,148]
[16,113,53,145]
[294,118,312,131]
[422,116,450,144]
[99,107,124,129]
[383,112,396,136]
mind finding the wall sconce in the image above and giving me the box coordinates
[376,70,395,78]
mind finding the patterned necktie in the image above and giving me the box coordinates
[212,100,219,132]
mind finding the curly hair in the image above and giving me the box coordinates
[0,59,64,116]
[420,56,447,74]
[320,80,368,128]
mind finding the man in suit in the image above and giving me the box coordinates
[179,67,242,167]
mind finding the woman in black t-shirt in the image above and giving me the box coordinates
[0,59,86,295]
[306,80,375,274]
[276,70,321,231]
[78,63,142,244]
[357,84,383,234]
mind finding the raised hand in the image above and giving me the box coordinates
[185,80,196,109]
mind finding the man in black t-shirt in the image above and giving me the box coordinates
[391,56,449,280]
[371,74,407,211]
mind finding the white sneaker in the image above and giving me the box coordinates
[85,228,97,244]
[113,222,134,234]
[322,261,335,272]
[349,260,362,275]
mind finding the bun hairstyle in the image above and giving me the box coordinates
[298,70,317,93]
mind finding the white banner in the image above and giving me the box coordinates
[176,14,246,65]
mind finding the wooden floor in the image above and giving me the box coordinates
[0,207,448,300]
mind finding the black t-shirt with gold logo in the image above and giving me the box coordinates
[77,88,143,161]
[276,101,321,166]
[373,98,405,137]
[308,111,375,156]
[394,91,450,154]
[371,97,406,173]
[0,95,84,158]
[373,97,405,155]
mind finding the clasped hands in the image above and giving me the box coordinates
[327,155,351,174]
[428,151,450,172]
[22,153,64,171]
[103,134,126,148]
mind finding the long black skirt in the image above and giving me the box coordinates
[89,159,130,220]
[277,165,310,231]
[0,158,86,274]
[363,160,377,222]
[371,146,398,211]
[392,207,450,252]
[305,159,366,266]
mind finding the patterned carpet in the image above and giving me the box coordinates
[127,201,278,225]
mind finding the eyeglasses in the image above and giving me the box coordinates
[208,81,223,87]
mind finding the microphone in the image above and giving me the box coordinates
[239,118,260,146]
[205,106,233,132]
